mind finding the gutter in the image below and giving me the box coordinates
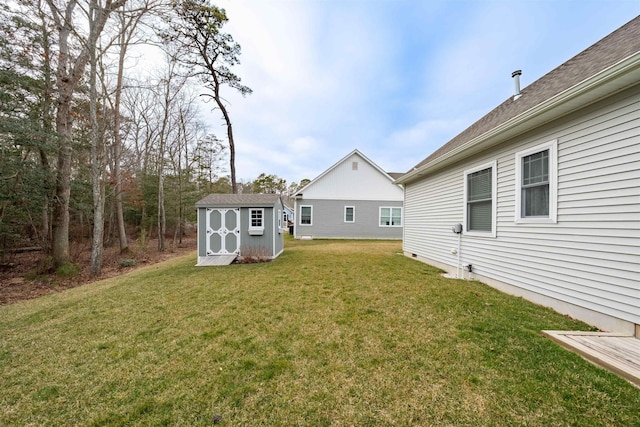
[396,50,640,185]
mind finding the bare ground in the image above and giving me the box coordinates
[0,235,196,306]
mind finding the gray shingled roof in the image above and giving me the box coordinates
[409,15,640,172]
[386,172,405,180]
[196,193,282,207]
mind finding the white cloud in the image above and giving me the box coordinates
[197,1,640,185]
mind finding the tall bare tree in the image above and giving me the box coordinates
[168,0,251,194]
[45,0,127,267]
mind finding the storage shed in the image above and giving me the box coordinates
[195,194,285,266]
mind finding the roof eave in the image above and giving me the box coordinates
[396,51,640,185]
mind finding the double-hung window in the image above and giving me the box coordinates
[344,206,355,223]
[300,205,312,225]
[515,140,557,223]
[248,208,264,235]
[464,161,496,236]
[379,207,402,227]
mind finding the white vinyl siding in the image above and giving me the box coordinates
[300,205,312,226]
[403,87,640,329]
[515,140,558,223]
[344,206,355,223]
[300,152,403,201]
[463,161,497,237]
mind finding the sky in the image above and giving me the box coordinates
[202,0,640,184]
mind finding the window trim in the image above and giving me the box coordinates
[515,139,557,224]
[299,205,313,226]
[379,206,402,227]
[463,160,497,237]
[344,206,355,223]
[248,208,264,235]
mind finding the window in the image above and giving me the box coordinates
[248,208,264,235]
[379,207,402,227]
[515,140,557,223]
[300,205,312,225]
[344,206,355,223]
[464,161,496,236]
[278,209,282,229]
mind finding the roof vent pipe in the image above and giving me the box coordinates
[512,70,522,100]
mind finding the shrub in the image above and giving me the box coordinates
[119,259,138,268]
[235,246,271,264]
[55,261,80,278]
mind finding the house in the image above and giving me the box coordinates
[396,16,640,335]
[282,198,295,229]
[195,194,285,265]
[294,149,404,239]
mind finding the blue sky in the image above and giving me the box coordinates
[209,0,640,184]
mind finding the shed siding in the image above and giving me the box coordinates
[404,87,640,327]
[297,199,403,239]
[240,207,275,256]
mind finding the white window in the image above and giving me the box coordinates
[278,209,282,229]
[379,207,402,227]
[300,205,312,226]
[344,206,355,223]
[463,160,497,236]
[248,208,264,235]
[515,140,557,223]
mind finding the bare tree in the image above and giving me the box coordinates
[44,0,127,267]
[167,0,251,194]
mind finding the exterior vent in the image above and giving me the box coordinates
[352,161,358,170]
[512,70,522,100]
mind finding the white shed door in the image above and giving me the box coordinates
[205,208,241,255]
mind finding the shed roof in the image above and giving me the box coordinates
[398,15,640,183]
[196,193,282,207]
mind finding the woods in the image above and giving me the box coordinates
[0,0,251,276]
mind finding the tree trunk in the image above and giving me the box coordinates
[46,0,127,267]
[89,0,105,277]
[212,73,237,194]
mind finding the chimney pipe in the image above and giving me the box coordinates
[512,70,522,100]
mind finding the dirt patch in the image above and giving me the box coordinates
[0,236,196,306]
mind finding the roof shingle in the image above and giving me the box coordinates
[195,193,282,207]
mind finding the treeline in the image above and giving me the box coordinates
[0,0,259,275]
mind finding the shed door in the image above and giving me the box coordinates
[205,208,241,255]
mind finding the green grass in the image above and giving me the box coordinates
[1,238,638,426]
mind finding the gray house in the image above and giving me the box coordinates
[195,194,285,265]
[397,16,640,335]
[294,149,404,239]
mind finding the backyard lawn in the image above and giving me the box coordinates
[1,238,639,426]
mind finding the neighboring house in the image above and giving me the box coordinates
[195,194,285,265]
[294,149,404,239]
[282,198,295,226]
[396,17,640,335]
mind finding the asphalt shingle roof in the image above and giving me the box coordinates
[195,193,282,207]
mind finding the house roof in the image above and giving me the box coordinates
[196,193,282,207]
[397,15,640,184]
[386,172,405,180]
[295,149,398,197]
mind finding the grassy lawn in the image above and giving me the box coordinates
[1,238,639,426]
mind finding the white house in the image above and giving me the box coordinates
[294,149,404,239]
[396,16,640,335]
